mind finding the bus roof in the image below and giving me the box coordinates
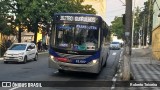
[54,13,101,17]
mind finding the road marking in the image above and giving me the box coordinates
[9,87,20,90]
[111,86,115,90]
[54,71,59,73]
[111,77,116,90]
[112,77,116,82]
[112,52,117,55]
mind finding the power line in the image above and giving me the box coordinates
[155,0,160,10]
[119,0,125,6]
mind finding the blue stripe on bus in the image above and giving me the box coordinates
[49,48,59,57]
[71,51,100,64]
[49,48,100,64]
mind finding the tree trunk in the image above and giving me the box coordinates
[33,19,39,44]
[18,26,21,43]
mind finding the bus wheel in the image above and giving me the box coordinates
[58,69,65,73]
[104,61,107,67]
[104,54,109,67]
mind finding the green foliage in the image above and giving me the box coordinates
[0,0,17,36]
[0,16,16,35]
[8,0,96,24]
[133,0,153,45]
[111,17,124,39]
[1,0,96,42]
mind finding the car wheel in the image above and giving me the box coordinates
[34,54,38,61]
[23,56,27,64]
[4,61,8,64]
[58,69,65,73]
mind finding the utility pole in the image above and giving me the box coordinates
[125,0,132,55]
[18,23,22,43]
[122,0,132,80]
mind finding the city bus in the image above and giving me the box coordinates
[49,13,110,74]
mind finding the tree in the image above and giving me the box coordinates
[0,0,12,35]
[111,16,124,39]
[133,0,153,46]
[3,0,96,43]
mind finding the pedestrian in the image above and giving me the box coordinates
[42,37,47,51]
[37,40,42,51]
[6,39,12,48]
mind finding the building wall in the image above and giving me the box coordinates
[152,0,160,60]
[82,0,107,21]
[152,0,160,29]
[152,26,160,60]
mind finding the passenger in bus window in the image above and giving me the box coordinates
[87,30,98,44]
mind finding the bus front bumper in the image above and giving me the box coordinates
[49,58,100,74]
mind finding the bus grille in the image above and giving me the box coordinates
[56,52,91,59]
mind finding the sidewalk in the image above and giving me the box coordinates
[131,47,160,81]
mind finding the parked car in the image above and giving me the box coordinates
[3,42,38,64]
[109,41,121,50]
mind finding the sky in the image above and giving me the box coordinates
[106,0,147,25]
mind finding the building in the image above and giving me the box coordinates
[82,0,107,21]
[152,0,160,60]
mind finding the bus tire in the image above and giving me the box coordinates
[104,61,107,67]
[104,54,108,67]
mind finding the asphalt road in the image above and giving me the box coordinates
[0,49,122,90]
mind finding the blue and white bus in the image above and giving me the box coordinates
[49,13,110,74]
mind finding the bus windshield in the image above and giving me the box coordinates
[54,24,99,51]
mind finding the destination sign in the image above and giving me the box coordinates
[57,15,97,23]
[76,25,97,30]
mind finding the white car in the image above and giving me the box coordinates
[109,41,121,50]
[3,43,38,64]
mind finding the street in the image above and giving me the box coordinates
[0,49,122,90]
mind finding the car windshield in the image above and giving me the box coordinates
[9,44,27,50]
[54,24,99,51]
[111,42,119,44]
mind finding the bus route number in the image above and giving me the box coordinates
[75,59,86,64]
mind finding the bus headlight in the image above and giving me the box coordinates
[92,59,98,64]
[50,55,54,60]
